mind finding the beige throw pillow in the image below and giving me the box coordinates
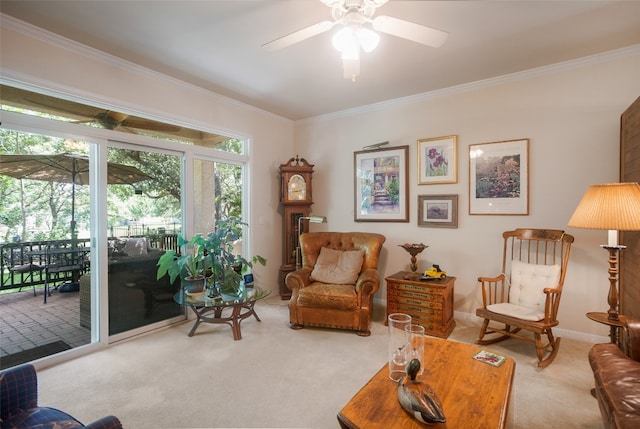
[123,237,149,256]
[310,247,364,285]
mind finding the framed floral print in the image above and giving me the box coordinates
[469,139,529,215]
[354,145,409,222]
[418,194,458,228]
[417,135,457,184]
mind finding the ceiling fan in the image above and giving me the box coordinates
[0,85,180,133]
[75,110,182,133]
[38,104,181,133]
[262,0,448,80]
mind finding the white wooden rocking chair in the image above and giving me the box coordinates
[476,228,574,367]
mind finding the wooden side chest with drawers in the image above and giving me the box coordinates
[385,271,456,338]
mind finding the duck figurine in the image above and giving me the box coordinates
[397,359,446,425]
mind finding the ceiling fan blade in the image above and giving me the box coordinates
[114,125,139,134]
[121,118,181,132]
[262,20,335,51]
[105,111,129,123]
[373,15,448,48]
[102,111,180,132]
[24,97,99,119]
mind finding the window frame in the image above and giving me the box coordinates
[1,100,251,354]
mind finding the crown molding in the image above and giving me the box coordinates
[3,13,637,126]
[0,13,292,125]
[301,43,640,124]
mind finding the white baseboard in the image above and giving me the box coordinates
[374,298,609,344]
[454,311,608,343]
[453,311,610,344]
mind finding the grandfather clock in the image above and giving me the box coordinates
[279,156,314,299]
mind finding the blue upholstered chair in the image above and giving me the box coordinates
[0,363,122,429]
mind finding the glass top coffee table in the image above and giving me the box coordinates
[174,286,271,340]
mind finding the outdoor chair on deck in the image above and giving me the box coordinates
[43,247,89,303]
[9,255,44,296]
[475,228,574,367]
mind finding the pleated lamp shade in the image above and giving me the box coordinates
[568,182,640,230]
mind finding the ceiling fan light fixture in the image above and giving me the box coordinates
[332,27,350,51]
[356,26,379,52]
[333,24,379,55]
[341,48,360,62]
[264,0,447,81]
[343,58,360,82]
[333,27,359,58]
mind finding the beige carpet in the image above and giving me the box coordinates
[37,298,603,428]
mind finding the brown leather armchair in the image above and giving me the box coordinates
[285,232,385,336]
[589,318,640,429]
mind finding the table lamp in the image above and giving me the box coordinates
[296,215,327,268]
[568,182,640,321]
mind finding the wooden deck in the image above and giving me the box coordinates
[0,287,90,361]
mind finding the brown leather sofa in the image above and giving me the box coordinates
[286,232,385,336]
[589,318,640,429]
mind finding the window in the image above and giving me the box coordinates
[1,84,242,153]
[1,84,250,361]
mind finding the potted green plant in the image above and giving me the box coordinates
[205,217,266,301]
[156,234,209,294]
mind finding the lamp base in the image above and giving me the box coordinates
[600,245,626,321]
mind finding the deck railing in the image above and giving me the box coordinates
[0,239,91,292]
[0,234,178,292]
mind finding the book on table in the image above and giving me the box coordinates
[473,350,507,367]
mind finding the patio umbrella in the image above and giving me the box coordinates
[0,153,151,240]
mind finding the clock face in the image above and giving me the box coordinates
[287,174,306,201]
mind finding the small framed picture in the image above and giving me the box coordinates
[417,135,457,184]
[418,194,458,228]
[469,139,529,215]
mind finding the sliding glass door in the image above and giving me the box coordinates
[193,157,244,233]
[106,145,185,336]
[1,85,250,366]
[0,130,94,365]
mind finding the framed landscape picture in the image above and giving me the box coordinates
[417,135,457,184]
[469,139,529,215]
[354,145,409,222]
[418,194,458,228]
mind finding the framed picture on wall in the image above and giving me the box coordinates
[418,194,458,228]
[469,138,529,215]
[417,135,458,184]
[354,145,409,222]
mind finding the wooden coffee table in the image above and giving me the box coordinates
[338,336,515,429]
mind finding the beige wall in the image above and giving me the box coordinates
[0,18,293,292]
[294,48,640,341]
[3,15,640,341]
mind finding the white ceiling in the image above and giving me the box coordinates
[2,1,640,121]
